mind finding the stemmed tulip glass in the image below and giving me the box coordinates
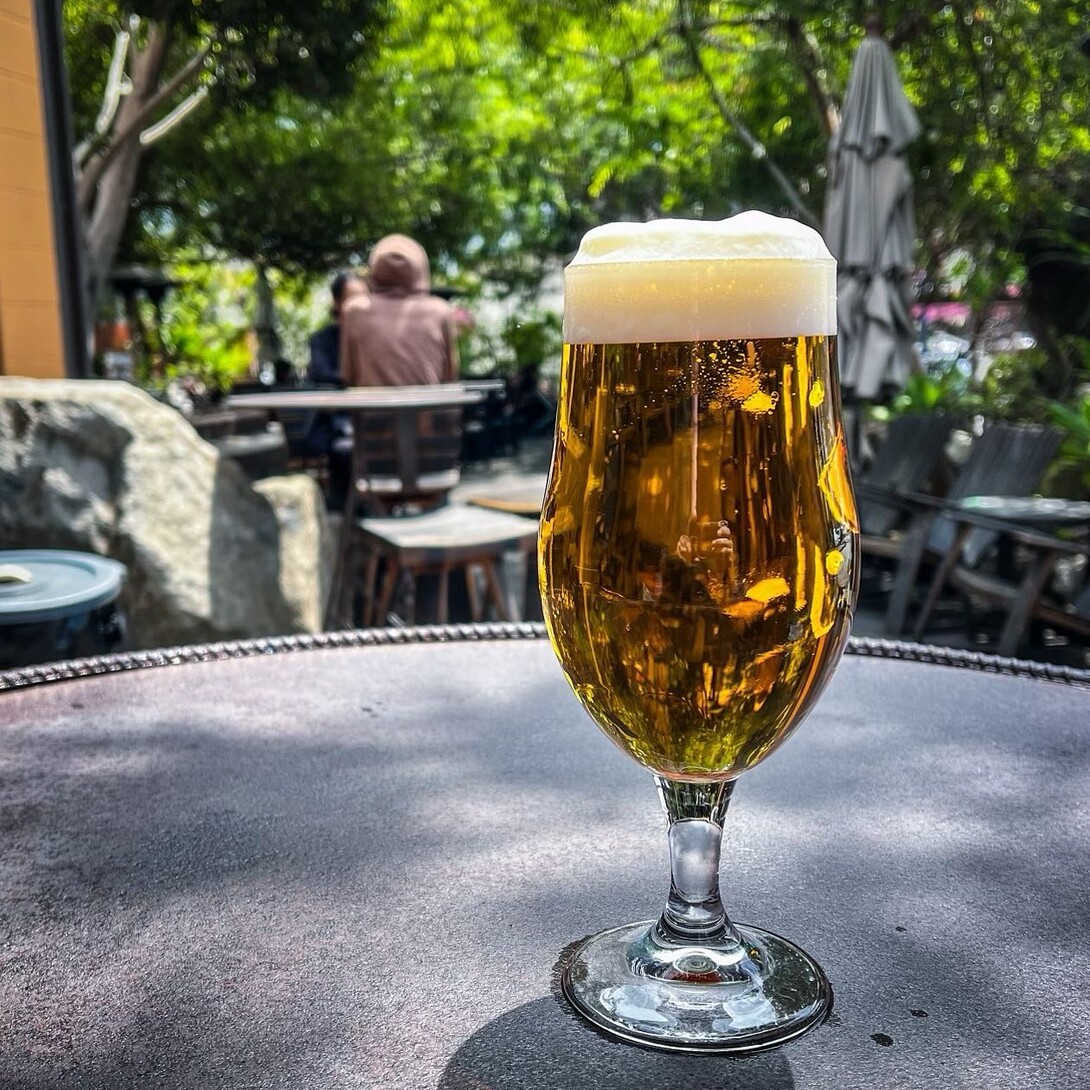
[538,213,858,1052]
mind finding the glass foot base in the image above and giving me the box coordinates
[560,920,832,1053]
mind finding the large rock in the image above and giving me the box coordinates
[253,474,335,634]
[0,378,331,649]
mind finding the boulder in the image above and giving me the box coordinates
[253,474,335,634]
[0,378,331,649]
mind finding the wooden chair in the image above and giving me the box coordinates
[910,506,1090,654]
[350,406,464,516]
[324,404,538,628]
[354,505,537,626]
[856,413,955,540]
[866,423,1062,635]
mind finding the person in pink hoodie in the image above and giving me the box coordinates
[339,234,460,387]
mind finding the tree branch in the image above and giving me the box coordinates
[140,85,209,146]
[679,15,820,228]
[780,16,839,140]
[73,29,132,169]
[888,0,948,50]
[950,1,992,135]
[78,35,212,210]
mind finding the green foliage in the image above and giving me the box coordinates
[63,0,388,137]
[886,370,971,418]
[970,350,1056,424]
[152,263,256,391]
[885,349,1064,426]
[501,310,563,371]
[66,0,1090,407]
[1048,398,1090,493]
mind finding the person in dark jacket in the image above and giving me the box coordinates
[304,270,364,509]
[308,270,365,386]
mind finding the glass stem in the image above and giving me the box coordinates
[654,776,739,946]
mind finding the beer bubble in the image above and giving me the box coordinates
[746,577,789,604]
[725,599,764,620]
[743,389,779,414]
[809,382,826,407]
[723,370,761,403]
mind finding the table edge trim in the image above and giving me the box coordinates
[1,625,1088,692]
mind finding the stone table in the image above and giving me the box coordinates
[0,626,1087,1089]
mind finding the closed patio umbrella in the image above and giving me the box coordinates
[824,20,921,404]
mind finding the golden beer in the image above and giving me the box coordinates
[539,217,858,781]
[547,214,855,1053]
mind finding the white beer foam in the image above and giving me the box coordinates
[564,211,836,342]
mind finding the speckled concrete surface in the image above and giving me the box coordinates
[0,640,1087,1088]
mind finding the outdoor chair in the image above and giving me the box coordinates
[352,505,537,627]
[856,413,956,540]
[461,384,516,465]
[192,406,289,481]
[324,404,538,628]
[862,422,1062,635]
[909,508,1090,656]
[276,405,332,485]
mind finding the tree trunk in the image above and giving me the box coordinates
[81,23,171,315]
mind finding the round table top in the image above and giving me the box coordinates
[959,494,1090,527]
[0,628,1087,1089]
[227,384,484,412]
[461,472,548,516]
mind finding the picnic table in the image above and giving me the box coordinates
[0,626,1087,1087]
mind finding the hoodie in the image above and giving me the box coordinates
[339,235,459,387]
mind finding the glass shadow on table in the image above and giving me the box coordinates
[438,997,796,1090]
[439,959,797,1090]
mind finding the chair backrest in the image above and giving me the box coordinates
[277,407,319,452]
[858,413,955,537]
[351,406,463,510]
[930,422,1062,567]
[1073,579,1090,622]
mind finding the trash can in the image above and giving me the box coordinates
[0,550,127,669]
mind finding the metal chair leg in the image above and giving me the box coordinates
[360,551,380,628]
[483,560,511,621]
[436,566,450,624]
[376,559,401,626]
[465,565,483,622]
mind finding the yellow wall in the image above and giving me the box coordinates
[0,0,66,379]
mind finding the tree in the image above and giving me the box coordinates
[64,0,388,310]
[68,0,1090,394]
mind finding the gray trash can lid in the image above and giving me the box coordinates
[0,550,126,624]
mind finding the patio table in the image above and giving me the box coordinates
[958,495,1090,531]
[225,384,485,412]
[461,471,548,517]
[0,626,1087,1089]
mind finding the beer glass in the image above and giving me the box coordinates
[539,212,858,1052]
